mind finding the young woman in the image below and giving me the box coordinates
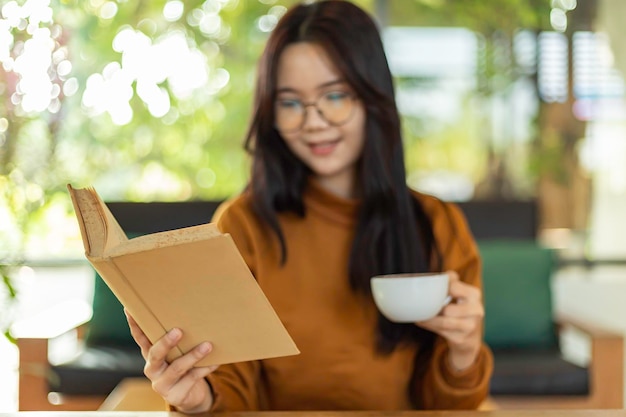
[126,0,493,412]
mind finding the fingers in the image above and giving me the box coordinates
[150,342,217,409]
[125,309,153,359]
[415,270,483,335]
[417,314,482,343]
[157,340,213,382]
[125,312,214,379]
[124,313,216,412]
[419,271,484,367]
[143,328,184,379]
[447,270,460,283]
[126,312,192,383]
[155,364,217,405]
[441,301,484,318]
[418,315,476,333]
[446,272,481,302]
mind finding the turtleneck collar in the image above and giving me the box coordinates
[303,178,360,226]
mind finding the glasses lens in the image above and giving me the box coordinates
[275,99,304,132]
[318,92,354,125]
[274,91,355,133]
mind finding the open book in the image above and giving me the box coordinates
[67,184,299,366]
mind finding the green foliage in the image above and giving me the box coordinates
[386,0,553,199]
[1,262,18,344]
[392,0,552,34]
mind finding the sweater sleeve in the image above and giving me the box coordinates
[206,361,263,411]
[414,199,494,409]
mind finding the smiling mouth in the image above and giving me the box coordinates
[308,139,340,155]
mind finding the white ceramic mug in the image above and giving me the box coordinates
[370,272,451,323]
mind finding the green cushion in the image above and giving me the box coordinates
[84,232,142,348]
[479,240,557,350]
[85,272,134,347]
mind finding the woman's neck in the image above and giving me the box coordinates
[313,174,359,199]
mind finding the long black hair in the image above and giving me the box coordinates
[244,0,442,357]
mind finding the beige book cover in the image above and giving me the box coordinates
[67,184,299,366]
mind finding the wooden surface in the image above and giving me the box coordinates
[203,412,626,417]
[16,337,105,411]
[3,410,626,416]
[98,378,166,411]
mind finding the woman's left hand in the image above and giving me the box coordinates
[415,271,484,371]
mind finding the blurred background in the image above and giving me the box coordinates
[2,0,626,411]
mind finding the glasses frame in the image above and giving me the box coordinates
[274,90,357,134]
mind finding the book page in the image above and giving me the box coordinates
[91,188,130,254]
[105,223,222,258]
[68,185,106,256]
[67,185,128,257]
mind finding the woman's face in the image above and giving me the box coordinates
[275,42,366,198]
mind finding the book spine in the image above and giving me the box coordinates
[89,256,184,363]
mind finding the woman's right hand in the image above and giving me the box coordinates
[125,309,219,413]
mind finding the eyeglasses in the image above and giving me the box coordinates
[274,90,357,133]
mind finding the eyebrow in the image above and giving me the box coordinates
[276,79,347,94]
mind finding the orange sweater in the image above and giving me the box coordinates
[207,180,493,410]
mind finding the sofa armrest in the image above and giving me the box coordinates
[12,300,92,340]
[490,315,624,409]
[14,300,93,410]
[558,314,624,338]
[556,314,624,408]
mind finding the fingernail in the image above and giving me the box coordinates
[198,342,211,354]
[168,328,181,341]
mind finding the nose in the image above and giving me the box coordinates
[301,104,329,131]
